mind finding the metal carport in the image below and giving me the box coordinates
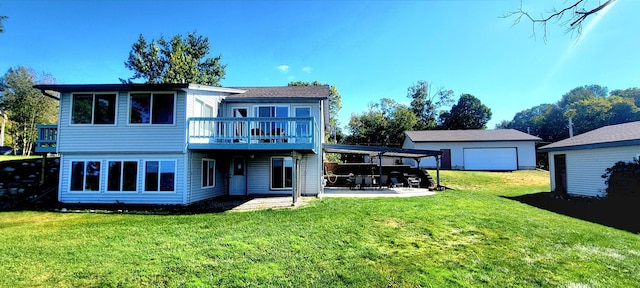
[322,144,444,189]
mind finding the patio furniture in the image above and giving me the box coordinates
[407,177,421,189]
[390,177,404,188]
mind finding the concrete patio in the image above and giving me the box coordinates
[323,187,437,198]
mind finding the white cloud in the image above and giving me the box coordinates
[288,75,296,81]
[276,65,290,73]
[302,66,312,74]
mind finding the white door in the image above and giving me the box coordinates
[232,108,248,142]
[294,107,311,143]
[463,148,517,171]
[229,156,246,195]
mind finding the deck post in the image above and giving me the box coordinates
[291,151,301,206]
[40,153,47,186]
[436,155,441,188]
[378,153,383,189]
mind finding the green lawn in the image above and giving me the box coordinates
[1,170,639,287]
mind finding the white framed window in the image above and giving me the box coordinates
[107,161,138,192]
[143,160,176,192]
[195,99,213,117]
[202,159,216,188]
[294,106,312,143]
[129,92,176,124]
[255,105,289,137]
[70,160,101,192]
[254,105,289,118]
[270,157,293,190]
[71,93,117,125]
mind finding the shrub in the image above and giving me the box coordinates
[602,159,640,200]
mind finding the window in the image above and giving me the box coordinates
[255,106,288,118]
[107,161,138,192]
[70,161,101,191]
[255,106,289,137]
[195,99,213,117]
[202,159,215,188]
[271,157,293,189]
[71,93,116,124]
[144,160,176,192]
[194,99,214,135]
[130,93,175,124]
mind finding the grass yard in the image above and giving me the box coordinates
[1,170,639,287]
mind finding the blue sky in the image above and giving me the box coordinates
[1,0,639,130]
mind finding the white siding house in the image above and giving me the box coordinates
[539,121,640,197]
[402,129,540,171]
[34,83,329,205]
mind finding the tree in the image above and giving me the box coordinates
[501,84,640,143]
[502,103,569,142]
[288,81,342,143]
[568,96,612,135]
[0,15,7,33]
[407,80,454,129]
[607,96,640,125]
[558,84,608,108]
[0,67,58,155]
[439,94,492,130]
[344,98,417,147]
[611,87,640,107]
[506,0,617,40]
[123,32,226,86]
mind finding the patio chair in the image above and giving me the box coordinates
[390,177,404,188]
[407,177,421,189]
[346,173,355,190]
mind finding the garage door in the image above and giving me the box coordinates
[463,148,517,171]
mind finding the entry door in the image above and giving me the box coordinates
[440,149,452,169]
[554,154,567,194]
[229,156,246,195]
[232,108,248,141]
[294,107,311,143]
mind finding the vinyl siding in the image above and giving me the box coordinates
[403,141,537,170]
[300,152,321,195]
[548,145,640,197]
[187,151,228,203]
[57,91,187,153]
[59,153,186,204]
[186,91,226,117]
[246,153,321,196]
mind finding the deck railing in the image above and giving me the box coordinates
[188,117,317,151]
[35,124,58,153]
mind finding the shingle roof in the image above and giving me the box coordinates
[539,121,640,152]
[405,129,541,142]
[32,84,330,99]
[228,85,330,99]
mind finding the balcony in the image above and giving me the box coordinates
[188,117,318,152]
[35,124,58,153]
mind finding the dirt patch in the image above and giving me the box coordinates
[504,192,640,234]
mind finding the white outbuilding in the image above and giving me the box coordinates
[539,121,640,197]
[402,129,541,171]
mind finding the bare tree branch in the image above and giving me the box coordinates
[503,0,617,41]
[0,16,8,33]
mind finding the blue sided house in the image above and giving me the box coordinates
[34,83,329,205]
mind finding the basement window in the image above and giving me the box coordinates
[70,161,101,192]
